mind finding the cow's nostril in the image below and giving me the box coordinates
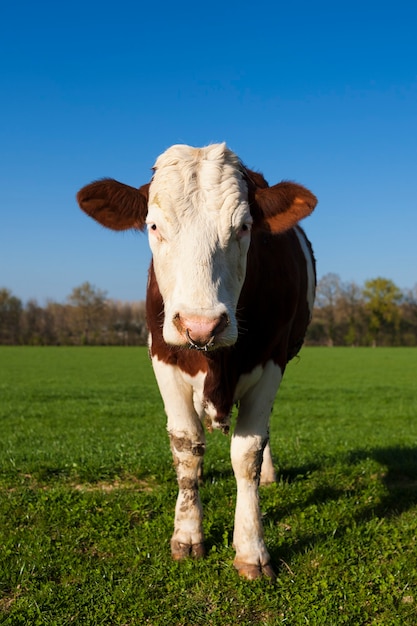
[215,313,229,335]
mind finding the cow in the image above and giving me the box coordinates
[77,143,317,580]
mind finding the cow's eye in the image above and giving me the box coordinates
[147,222,165,242]
[238,223,252,238]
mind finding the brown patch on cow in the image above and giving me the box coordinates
[209,413,231,435]
[236,227,315,369]
[243,167,269,191]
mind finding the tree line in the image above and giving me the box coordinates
[1,275,416,347]
[309,274,417,347]
[0,282,147,346]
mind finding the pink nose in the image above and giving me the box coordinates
[175,313,229,348]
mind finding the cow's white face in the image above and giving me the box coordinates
[146,143,252,349]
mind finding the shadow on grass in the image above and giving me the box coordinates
[350,445,417,517]
[266,444,417,569]
[277,445,417,514]
[277,462,321,484]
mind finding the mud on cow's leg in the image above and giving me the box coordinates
[169,432,206,560]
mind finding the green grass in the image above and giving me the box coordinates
[1,346,417,625]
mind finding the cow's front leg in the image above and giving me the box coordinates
[231,361,282,580]
[169,429,205,559]
[151,355,206,560]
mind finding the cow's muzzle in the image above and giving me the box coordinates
[175,313,230,351]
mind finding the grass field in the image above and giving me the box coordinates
[1,346,417,625]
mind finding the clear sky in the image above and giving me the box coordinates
[1,0,416,304]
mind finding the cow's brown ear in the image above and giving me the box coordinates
[77,179,149,231]
[254,182,317,233]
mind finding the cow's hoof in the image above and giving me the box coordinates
[191,542,206,558]
[171,540,205,560]
[261,563,277,580]
[234,560,276,581]
[259,476,277,486]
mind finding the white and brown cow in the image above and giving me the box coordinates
[77,143,317,580]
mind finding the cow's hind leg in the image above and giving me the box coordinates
[231,360,282,580]
[260,441,277,485]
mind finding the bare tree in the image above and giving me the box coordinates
[315,273,343,346]
[67,282,108,345]
[339,281,363,346]
[107,300,148,345]
[21,299,57,345]
[0,288,22,344]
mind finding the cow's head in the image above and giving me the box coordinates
[77,143,316,350]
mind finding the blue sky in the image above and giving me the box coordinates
[1,0,416,303]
